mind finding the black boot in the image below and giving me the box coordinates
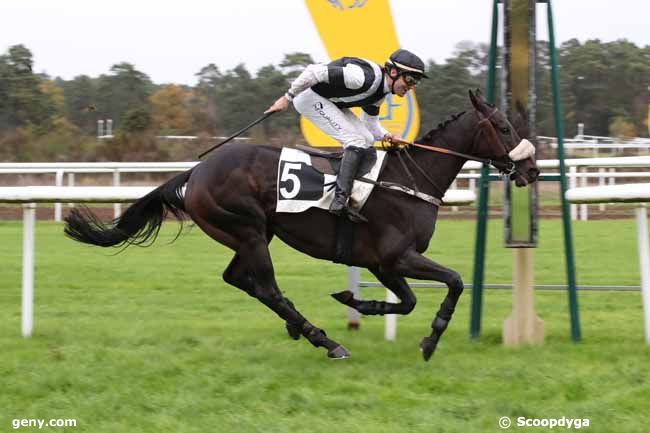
[329,147,367,222]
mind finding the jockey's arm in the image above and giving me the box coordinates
[361,104,393,143]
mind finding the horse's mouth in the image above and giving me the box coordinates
[511,167,540,187]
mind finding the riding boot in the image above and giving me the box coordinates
[329,147,367,222]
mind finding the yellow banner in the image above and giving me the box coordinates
[302,0,421,147]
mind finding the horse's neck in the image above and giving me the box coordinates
[409,122,475,198]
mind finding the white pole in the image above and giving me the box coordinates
[636,205,650,344]
[347,267,361,329]
[113,170,121,218]
[97,119,104,138]
[384,289,398,341]
[598,168,606,212]
[67,172,75,209]
[580,168,588,221]
[469,170,476,193]
[451,180,458,212]
[22,203,36,337]
[54,170,63,222]
[570,166,577,220]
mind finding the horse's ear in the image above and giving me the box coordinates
[475,88,484,99]
[469,89,480,110]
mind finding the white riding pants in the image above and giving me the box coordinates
[293,89,374,149]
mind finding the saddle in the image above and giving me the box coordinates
[294,144,377,179]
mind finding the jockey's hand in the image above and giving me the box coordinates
[382,132,397,144]
[265,96,290,114]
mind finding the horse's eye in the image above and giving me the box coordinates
[500,127,510,134]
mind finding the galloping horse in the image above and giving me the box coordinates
[65,90,539,361]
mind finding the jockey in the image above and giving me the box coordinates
[266,49,428,221]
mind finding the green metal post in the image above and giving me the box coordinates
[470,0,499,339]
[547,0,581,342]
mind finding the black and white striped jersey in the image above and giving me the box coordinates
[286,57,388,116]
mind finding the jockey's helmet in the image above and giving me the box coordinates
[385,49,429,80]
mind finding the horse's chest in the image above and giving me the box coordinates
[414,205,438,253]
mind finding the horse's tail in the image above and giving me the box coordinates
[64,168,194,248]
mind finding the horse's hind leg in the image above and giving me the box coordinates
[394,250,465,362]
[331,269,416,316]
[223,252,301,340]
[236,235,350,359]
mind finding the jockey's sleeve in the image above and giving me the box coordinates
[285,63,367,101]
[361,107,389,141]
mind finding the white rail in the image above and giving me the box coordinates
[566,184,650,343]
[0,186,155,338]
[2,156,650,222]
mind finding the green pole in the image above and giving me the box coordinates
[470,0,499,339]
[547,0,581,342]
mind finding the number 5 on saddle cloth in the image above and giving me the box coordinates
[276,147,385,214]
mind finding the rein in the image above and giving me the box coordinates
[390,108,516,175]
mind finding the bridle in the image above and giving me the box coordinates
[378,107,525,200]
[391,107,519,177]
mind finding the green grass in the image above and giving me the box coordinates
[1,219,649,433]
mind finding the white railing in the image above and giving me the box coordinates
[3,156,650,221]
[566,184,650,343]
[0,186,157,338]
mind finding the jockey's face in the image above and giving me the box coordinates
[388,68,415,97]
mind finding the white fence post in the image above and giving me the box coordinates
[451,180,458,212]
[54,170,63,222]
[385,289,398,341]
[113,170,121,218]
[347,267,361,329]
[636,205,650,344]
[598,168,606,212]
[67,172,75,209]
[580,168,588,221]
[22,203,36,337]
[570,166,577,220]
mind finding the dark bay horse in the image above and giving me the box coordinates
[65,90,539,361]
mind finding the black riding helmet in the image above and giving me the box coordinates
[385,49,428,93]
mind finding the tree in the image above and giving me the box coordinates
[0,44,54,131]
[150,85,193,134]
[95,62,153,132]
[62,75,98,134]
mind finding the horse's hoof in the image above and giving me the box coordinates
[420,335,439,362]
[331,290,354,305]
[285,322,301,340]
[327,345,351,359]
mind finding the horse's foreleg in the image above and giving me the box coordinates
[331,269,416,316]
[237,238,350,359]
[394,250,465,361]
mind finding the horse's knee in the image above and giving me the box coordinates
[448,271,464,294]
[223,267,255,296]
[401,293,417,314]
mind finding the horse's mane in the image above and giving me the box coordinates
[417,111,467,143]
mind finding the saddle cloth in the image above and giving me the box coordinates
[276,147,386,213]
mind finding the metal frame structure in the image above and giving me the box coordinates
[470,0,581,342]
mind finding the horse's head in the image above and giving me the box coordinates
[468,89,540,186]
